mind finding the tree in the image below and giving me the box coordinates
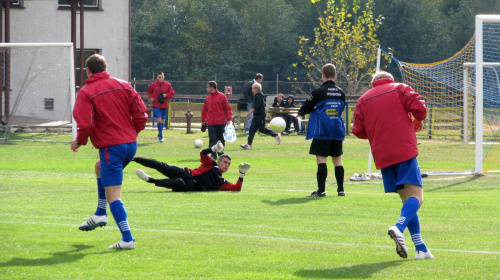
[296,0,384,95]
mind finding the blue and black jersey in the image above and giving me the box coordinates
[298,80,346,140]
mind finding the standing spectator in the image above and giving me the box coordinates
[201,81,233,160]
[239,73,263,134]
[352,71,433,260]
[298,63,346,197]
[240,83,281,149]
[71,54,148,249]
[147,71,175,143]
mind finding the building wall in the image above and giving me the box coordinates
[10,0,130,81]
[5,0,130,121]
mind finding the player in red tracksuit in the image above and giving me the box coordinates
[133,141,251,192]
[71,54,149,250]
[147,71,175,142]
[352,71,433,260]
[201,81,232,159]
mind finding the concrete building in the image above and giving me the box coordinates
[1,0,131,125]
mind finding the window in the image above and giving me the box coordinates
[75,49,100,87]
[58,0,100,9]
[44,98,54,111]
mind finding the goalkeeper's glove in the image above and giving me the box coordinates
[238,163,251,178]
[412,119,423,132]
[211,140,225,153]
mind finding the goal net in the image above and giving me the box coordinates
[372,16,500,176]
[0,43,76,143]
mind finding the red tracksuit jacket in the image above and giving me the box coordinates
[352,78,427,169]
[73,71,148,148]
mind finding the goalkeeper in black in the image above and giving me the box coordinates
[133,141,250,191]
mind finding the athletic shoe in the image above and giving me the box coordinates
[158,138,164,143]
[275,133,281,145]
[349,173,370,181]
[108,239,135,250]
[245,130,250,134]
[240,143,252,149]
[338,191,345,196]
[282,131,289,135]
[415,250,434,260]
[136,169,151,182]
[388,226,408,258]
[78,215,108,231]
[307,191,326,197]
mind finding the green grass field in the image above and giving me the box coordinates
[1,129,499,279]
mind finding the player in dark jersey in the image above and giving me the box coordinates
[298,63,346,197]
[133,141,250,192]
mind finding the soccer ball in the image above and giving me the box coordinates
[194,139,203,148]
[270,117,286,133]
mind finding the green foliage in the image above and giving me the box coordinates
[1,130,500,279]
[297,0,383,95]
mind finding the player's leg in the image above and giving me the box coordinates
[245,115,261,146]
[78,159,108,231]
[153,107,164,142]
[245,102,253,133]
[330,140,345,196]
[215,124,226,157]
[207,125,218,159]
[407,213,433,259]
[256,117,280,144]
[133,157,190,179]
[101,143,137,249]
[307,139,328,197]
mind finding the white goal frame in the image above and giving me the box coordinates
[472,14,500,175]
[0,42,76,140]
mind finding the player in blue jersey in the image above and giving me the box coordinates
[298,63,346,197]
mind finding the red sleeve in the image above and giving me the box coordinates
[167,83,175,98]
[147,82,154,99]
[224,95,232,122]
[400,84,427,121]
[73,89,92,145]
[201,97,209,123]
[352,102,367,139]
[218,178,242,191]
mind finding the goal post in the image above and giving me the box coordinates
[474,15,500,175]
[0,43,76,142]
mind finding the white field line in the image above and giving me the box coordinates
[2,220,499,255]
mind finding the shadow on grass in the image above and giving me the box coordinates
[426,176,481,192]
[0,244,111,267]
[294,260,403,279]
[262,197,325,206]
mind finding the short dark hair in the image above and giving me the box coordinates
[157,71,164,76]
[255,73,263,80]
[322,64,336,79]
[85,54,107,74]
[219,154,231,161]
[207,81,217,90]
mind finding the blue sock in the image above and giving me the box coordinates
[408,214,428,252]
[157,123,163,138]
[396,197,420,233]
[110,200,133,242]
[94,178,107,216]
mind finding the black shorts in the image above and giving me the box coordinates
[309,139,343,157]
